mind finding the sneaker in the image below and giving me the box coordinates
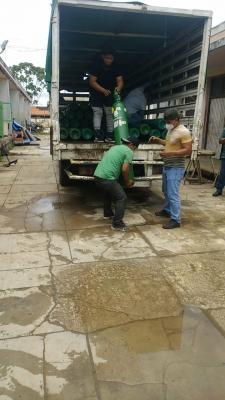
[155,209,170,217]
[163,219,180,229]
[105,137,115,143]
[94,138,104,143]
[212,190,222,197]
[111,223,129,232]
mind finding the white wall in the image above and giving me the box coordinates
[0,77,11,135]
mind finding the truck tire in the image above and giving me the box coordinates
[59,160,71,186]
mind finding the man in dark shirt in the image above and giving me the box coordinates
[213,126,225,197]
[89,47,124,143]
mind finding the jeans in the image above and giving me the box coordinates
[92,106,113,139]
[95,178,127,226]
[162,167,185,223]
[216,158,225,192]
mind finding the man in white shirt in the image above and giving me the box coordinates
[124,86,149,125]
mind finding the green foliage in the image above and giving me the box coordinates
[10,62,46,104]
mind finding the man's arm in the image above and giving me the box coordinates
[149,136,166,146]
[115,76,124,93]
[160,141,192,157]
[219,138,225,144]
[89,75,111,96]
[122,162,133,188]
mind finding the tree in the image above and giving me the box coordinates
[10,62,47,104]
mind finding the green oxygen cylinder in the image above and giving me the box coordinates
[112,90,129,144]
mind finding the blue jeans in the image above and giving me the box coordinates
[216,158,225,192]
[162,167,185,223]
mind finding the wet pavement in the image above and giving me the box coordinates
[1,136,225,399]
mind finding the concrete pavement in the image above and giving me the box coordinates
[1,137,225,399]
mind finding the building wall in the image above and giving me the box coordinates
[0,77,11,136]
[204,22,225,157]
[0,59,31,138]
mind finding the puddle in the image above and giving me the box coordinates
[29,197,58,214]
[89,306,225,399]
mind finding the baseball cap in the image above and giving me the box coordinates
[121,136,139,147]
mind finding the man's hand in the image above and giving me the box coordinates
[102,88,111,97]
[126,180,134,188]
[149,136,160,144]
[160,151,175,157]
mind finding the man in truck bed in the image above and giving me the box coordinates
[89,47,124,143]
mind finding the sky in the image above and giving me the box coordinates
[0,0,224,104]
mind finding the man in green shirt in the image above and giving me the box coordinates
[94,137,139,231]
[213,127,225,196]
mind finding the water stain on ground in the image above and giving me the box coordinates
[90,307,225,400]
[50,259,181,333]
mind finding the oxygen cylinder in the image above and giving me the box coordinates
[112,90,129,144]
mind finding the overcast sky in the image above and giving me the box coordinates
[0,0,223,104]
[0,0,224,68]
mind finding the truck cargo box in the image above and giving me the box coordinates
[46,0,212,186]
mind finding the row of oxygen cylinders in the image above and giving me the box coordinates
[60,91,129,143]
[60,91,166,143]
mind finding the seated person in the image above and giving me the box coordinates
[124,86,150,125]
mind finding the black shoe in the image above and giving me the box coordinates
[163,219,180,229]
[111,222,129,232]
[155,209,170,217]
[103,212,114,220]
[212,190,222,197]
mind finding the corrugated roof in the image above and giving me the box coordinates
[31,106,50,117]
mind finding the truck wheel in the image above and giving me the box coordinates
[59,160,71,186]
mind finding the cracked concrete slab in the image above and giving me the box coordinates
[10,184,58,193]
[0,231,72,266]
[1,138,225,399]
[165,364,225,400]
[0,336,44,399]
[48,231,72,265]
[161,252,225,309]
[208,308,225,335]
[50,260,181,332]
[62,206,146,230]
[4,191,60,207]
[0,250,51,271]
[67,226,156,263]
[44,332,97,399]
[15,165,56,185]
[0,194,7,207]
[138,224,225,256]
[89,307,225,399]
[0,267,51,290]
[99,382,165,400]
[0,288,54,339]
[0,185,11,194]
[33,321,64,335]
[0,205,65,233]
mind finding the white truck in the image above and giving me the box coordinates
[46,0,212,186]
